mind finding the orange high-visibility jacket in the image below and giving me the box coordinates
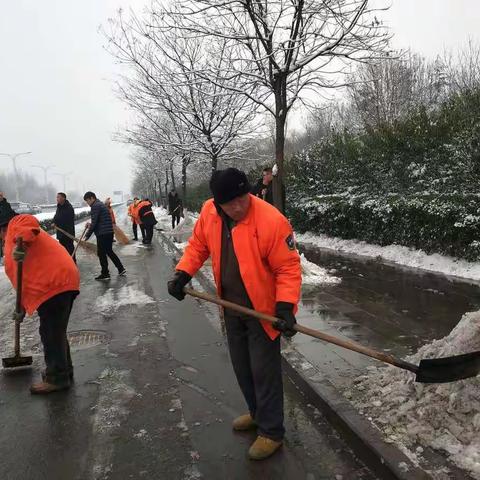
[128,203,136,223]
[107,205,116,225]
[4,215,80,315]
[176,195,302,340]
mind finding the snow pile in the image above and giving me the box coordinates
[95,285,155,315]
[300,253,341,285]
[34,206,90,222]
[351,310,480,478]
[297,231,480,282]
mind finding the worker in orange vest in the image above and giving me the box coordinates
[167,168,302,460]
[0,211,80,394]
[128,197,140,241]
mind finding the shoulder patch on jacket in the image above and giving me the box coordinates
[285,233,296,251]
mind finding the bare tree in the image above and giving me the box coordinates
[164,0,392,212]
[103,10,261,178]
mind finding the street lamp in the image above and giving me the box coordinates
[0,151,32,202]
[31,164,55,204]
[53,171,72,193]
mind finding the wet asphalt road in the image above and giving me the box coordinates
[0,213,376,480]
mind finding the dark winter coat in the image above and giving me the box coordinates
[138,200,158,226]
[0,197,16,221]
[85,199,113,240]
[53,200,75,241]
[251,178,273,205]
[168,192,182,215]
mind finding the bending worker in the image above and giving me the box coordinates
[167,167,301,461]
[0,210,80,394]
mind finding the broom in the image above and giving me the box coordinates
[113,225,130,245]
[54,225,97,254]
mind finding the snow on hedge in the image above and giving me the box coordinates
[350,311,480,478]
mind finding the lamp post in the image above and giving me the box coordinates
[53,171,72,193]
[31,164,55,204]
[0,151,32,202]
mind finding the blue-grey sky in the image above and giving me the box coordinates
[0,1,479,199]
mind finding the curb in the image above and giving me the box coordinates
[157,230,444,480]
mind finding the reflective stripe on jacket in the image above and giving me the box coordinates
[4,215,80,315]
[176,195,302,340]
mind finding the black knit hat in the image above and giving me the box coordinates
[209,168,251,205]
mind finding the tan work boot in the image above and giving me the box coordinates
[30,381,70,395]
[248,435,283,460]
[232,413,256,431]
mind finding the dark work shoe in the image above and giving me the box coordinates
[95,273,111,281]
[119,269,127,276]
[42,369,74,382]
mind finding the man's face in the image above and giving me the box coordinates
[219,194,251,222]
[85,197,95,207]
[0,225,7,241]
[57,194,65,205]
[263,170,273,184]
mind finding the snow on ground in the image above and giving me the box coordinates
[34,206,90,222]
[95,284,156,316]
[300,253,341,285]
[297,231,480,282]
[350,310,480,478]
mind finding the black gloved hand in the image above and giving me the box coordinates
[273,302,297,337]
[167,270,192,301]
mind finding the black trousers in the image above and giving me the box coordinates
[37,291,77,386]
[225,314,284,441]
[59,236,75,262]
[132,222,138,240]
[144,224,154,244]
[139,224,146,241]
[171,213,181,229]
[97,233,124,275]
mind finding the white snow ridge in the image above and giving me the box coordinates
[351,311,480,478]
[95,284,155,315]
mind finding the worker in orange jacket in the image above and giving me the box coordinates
[168,168,302,461]
[105,197,116,225]
[128,197,140,241]
[0,211,80,395]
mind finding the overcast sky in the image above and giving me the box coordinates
[1,1,479,200]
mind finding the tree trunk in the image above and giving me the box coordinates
[170,163,176,190]
[157,176,163,207]
[181,155,188,205]
[272,75,288,214]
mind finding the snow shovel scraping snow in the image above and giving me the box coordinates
[184,287,480,384]
[2,238,33,369]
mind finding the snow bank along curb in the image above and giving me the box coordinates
[157,230,427,480]
[297,232,480,283]
[352,310,480,479]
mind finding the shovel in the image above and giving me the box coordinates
[71,224,88,258]
[184,287,480,384]
[2,238,33,369]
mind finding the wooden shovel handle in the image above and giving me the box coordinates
[184,287,419,374]
[72,224,88,258]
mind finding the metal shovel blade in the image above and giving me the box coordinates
[2,355,33,369]
[416,351,480,383]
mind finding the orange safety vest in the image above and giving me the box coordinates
[128,203,136,223]
[176,195,302,340]
[4,215,80,315]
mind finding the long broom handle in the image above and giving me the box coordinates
[72,225,88,258]
[184,287,419,374]
[14,238,24,357]
[54,225,83,243]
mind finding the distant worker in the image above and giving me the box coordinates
[168,189,183,229]
[83,192,126,281]
[137,198,157,245]
[251,167,273,205]
[105,197,116,225]
[0,192,15,265]
[167,168,302,461]
[53,192,76,260]
[0,209,80,394]
[128,197,140,241]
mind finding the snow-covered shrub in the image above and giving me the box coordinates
[39,210,90,233]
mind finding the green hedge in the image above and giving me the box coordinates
[288,193,480,261]
[39,211,91,233]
